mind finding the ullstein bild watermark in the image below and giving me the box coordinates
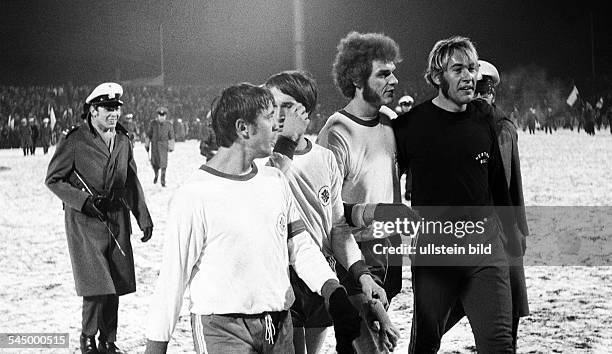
[367,207,612,266]
[373,242,492,256]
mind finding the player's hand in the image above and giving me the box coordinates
[268,152,292,173]
[141,226,153,242]
[366,299,400,352]
[359,274,388,309]
[278,102,309,142]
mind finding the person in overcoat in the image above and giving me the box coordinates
[45,82,153,354]
[29,117,39,155]
[40,117,53,154]
[145,106,174,187]
[19,117,33,156]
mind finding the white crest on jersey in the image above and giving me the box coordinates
[276,214,287,237]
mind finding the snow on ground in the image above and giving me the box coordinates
[0,129,611,353]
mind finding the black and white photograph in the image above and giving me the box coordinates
[1,1,611,353]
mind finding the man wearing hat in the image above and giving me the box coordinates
[121,113,138,144]
[29,117,40,155]
[397,95,414,113]
[45,82,154,354]
[146,106,175,187]
[18,117,33,156]
[40,117,53,154]
[442,59,529,353]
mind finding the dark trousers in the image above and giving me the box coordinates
[82,294,119,342]
[445,299,520,352]
[153,167,166,183]
[408,265,513,354]
[445,260,528,353]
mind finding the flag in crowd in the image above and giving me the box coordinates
[49,105,57,131]
[566,85,579,106]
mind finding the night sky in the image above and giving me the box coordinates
[1,0,610,92]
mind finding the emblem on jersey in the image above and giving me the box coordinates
[318,186,331,206]
[475,151,490,164]
[276,214,287,237]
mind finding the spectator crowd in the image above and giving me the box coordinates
[2,81,612,151]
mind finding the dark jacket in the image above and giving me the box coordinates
[40,124,53,146]
[19,123,33,148]
[147,120,175,168]
[45,122,153,296]
[491,105,529,238]
[491,104,530,317]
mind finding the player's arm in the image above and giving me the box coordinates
[268,101,309,169]
[145,190,206,353]
[285,189,362,353]
[341,202,420,242]
[328,157,389,307]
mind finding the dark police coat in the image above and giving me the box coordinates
[45,122,153,297]
[491,104,530,317]
[19,123,33,148]
[40,124,53,147]
[147,120,174,169]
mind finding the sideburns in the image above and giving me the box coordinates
[440,75,450,100]
[362,81,381,106]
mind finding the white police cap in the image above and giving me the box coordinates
[398,95,414,105]
[477,60,500,86]
[85,82,124,106]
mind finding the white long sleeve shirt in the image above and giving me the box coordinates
[146,164,337,342]
[317,110,401,241]
[256,139,363,270]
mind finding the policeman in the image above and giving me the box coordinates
[397,95,414,113]
[474,60,500,105]
[40,117,53,154]
[122,113,138,144]
[146,106,175,187]
[198,111,218,160]
[18,117,33,156]
[46,82,154,354]
[29,117,39,155]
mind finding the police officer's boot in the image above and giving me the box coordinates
[79,334,98,354]
[153,168,159,184]
[98,338,124,354]
[161,168,166,187]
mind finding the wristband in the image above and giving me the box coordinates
[273,136,298,160]
[349,260,373,284]
[343,203,356,227]
[321,278,343,305]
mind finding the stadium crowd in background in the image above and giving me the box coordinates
[1,79,611,152]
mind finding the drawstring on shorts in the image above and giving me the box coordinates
[264,313,276,345]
